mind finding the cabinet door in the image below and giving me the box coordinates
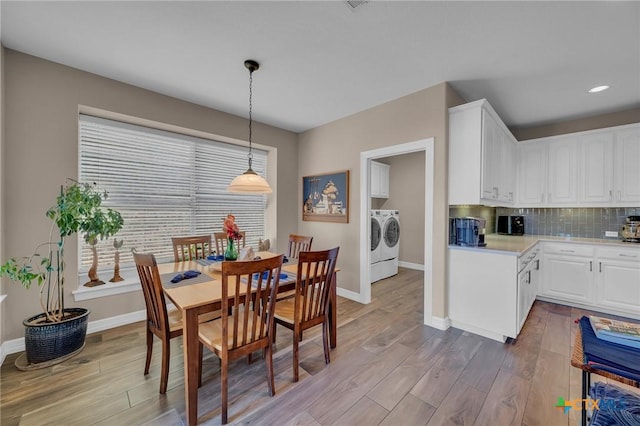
[371,161,381,197]
[580,131,614,204]
[481,111,499,201]
[499,133,516,203]
[547,136,579,205]
[379,163,390,198]
[517,270,530,333]
[596,258,640,315]
[615,126,640,203]
[542,253,593,304]
[518,141,547,205]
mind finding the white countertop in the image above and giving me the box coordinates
[449,234,640,256]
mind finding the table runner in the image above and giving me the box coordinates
[579,316,640,382]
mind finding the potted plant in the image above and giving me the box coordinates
[0,180,123,369]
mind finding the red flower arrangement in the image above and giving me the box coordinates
[223,214,242,240]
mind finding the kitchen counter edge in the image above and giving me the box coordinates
[448,234,640,256]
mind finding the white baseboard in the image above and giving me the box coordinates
[449,319,508,343]
[425,315,450,331]
[336,287,367,304]
[398,261,424,271]
[1,309,147,358]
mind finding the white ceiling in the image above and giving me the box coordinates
[1,1,638,133]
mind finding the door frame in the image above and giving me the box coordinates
[359,138,435,326]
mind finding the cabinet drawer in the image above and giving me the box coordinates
[543,243,594,257]
[597,247,640,261]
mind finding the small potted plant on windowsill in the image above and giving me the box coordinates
[0,180,123,370]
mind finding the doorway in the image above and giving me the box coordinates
[359,138,436,327]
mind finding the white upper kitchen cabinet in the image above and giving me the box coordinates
[547,136,579,205]
[517,140,548,206]
[517,123,639,208]
[449,99,517,206]
[614,125,640,204]
[580,130,614,204]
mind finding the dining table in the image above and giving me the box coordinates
[159,251,338,426]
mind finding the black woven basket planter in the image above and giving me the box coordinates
[23,308,90,365]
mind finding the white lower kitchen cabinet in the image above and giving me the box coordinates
[539,242,640,319]
[541,253,594,305]
[596,247,640,316]
[448,248,520,342]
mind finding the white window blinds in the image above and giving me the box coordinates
[78,114,267,270]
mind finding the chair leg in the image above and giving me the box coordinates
[293,327,300,383]
[160,338,170,394]
[265,343,275,396]
[198,342,203,388]
[221,356,229,424]
[322,319,331,364]
[144,328,153,375]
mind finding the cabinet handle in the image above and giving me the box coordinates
[528,270,531,283]
[618,190,621,201]
[619,253,638,258]
[560,249,575,253]
[609,190,613,201]
[535,259,540,270]
[590,261,592,272]
[599,262,602,273]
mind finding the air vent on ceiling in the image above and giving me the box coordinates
[345,0,369,10]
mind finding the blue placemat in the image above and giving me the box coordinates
[161,272,215,288]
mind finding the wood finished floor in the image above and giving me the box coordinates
[2,268,639,425]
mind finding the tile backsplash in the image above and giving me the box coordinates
[450,206,639,239]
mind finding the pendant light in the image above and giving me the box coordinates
[227,60,273,194]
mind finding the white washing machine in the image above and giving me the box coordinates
[371,210,400,282]
[370,210,382,264]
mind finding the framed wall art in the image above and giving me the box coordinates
[302,170,349,223]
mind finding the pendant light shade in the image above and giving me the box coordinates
[227,60,273,194]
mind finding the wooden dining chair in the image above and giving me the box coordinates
[133,251,219,394]
[214,231,246,255]
[274,247,339,382]
[197,255,284,424]
[171,235,212,262]
[287,234,313,259]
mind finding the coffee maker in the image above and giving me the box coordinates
[449,217,487,247]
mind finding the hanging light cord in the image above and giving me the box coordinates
[247,68,254,170]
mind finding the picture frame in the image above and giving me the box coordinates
[302,170,349,223]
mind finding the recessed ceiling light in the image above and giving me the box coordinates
[588,85,610,93]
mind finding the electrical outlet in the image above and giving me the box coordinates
[605,231,618,237]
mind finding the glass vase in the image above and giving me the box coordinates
[225,237,238,261]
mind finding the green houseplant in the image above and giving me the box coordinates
[0,180,123,368]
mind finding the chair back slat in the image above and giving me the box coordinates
[171,235,212,262]
[287,234,313,259]
[296,247,339,325]
[134,252,169,332]
[221,256,283,352]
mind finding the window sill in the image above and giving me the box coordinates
[72,268,141,301]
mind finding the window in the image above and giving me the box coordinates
[78,115,267,271]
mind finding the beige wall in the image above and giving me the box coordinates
[298,82,463,319]
[2,50,298,340]
[512,107,640,141]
